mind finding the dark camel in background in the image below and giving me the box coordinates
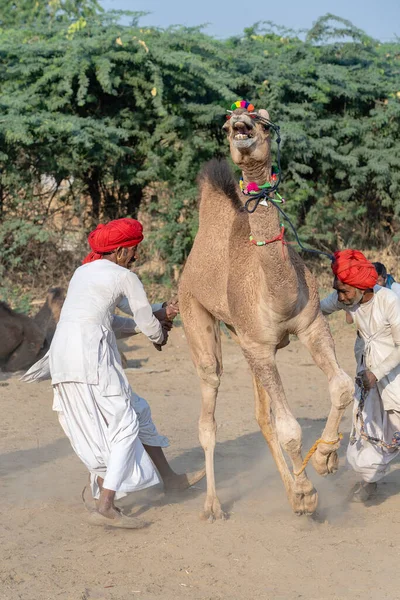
[0,288,64,372]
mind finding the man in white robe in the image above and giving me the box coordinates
[373,261,400,299]
[321,249,400,502]
[23,218,204,528]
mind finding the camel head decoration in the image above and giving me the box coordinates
[178,100,353,521]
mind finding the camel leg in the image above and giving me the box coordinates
[244,344,317,514]
[5,338,42,372]
[298,313,354,476]
[180,292,225,521]
[253,376,297,501]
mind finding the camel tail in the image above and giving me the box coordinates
[198,159,242,210]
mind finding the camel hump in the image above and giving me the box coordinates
[198,159,241,209]
[46,287,65,322]
[0,300,16,316]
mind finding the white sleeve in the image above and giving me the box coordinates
[320,291,342,316]
[391,282,400,300]
[117,296,163,316]
[120,272,164,344]
[371,293,400,381]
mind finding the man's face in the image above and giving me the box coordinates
[333,278,364,306]
[118,245,139,269]
[377,274,386,287]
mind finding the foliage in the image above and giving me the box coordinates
[0,6,399,287]
[0,284,32,314]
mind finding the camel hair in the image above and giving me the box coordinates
[178,105,354,519]
[0,287,64,372]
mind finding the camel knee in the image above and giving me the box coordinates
[276,416,302,454]
[330,371,354,410]
[197,362,221,389]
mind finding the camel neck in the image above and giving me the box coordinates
[241,162,272,188]
[248,201,283,246]
[248,201,296,287]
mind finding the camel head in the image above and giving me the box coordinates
[222,105,272,170]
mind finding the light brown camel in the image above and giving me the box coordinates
[0,288,65,372]
[178,105,354,519]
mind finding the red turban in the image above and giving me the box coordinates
[331,249,378,290]
[82,218,144,264]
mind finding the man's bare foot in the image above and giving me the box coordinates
[351,481,377,503]
[98,505,123,520]
[88,508,147,529]
[163,468,206,492]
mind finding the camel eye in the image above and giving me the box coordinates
[222,122,230,134]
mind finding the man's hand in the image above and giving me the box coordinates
[154,297,179,324]
[153,297,179,351]
[359,370,377,391]
[166,297,179,320]
[153,320,171,352]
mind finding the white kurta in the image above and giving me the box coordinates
[390,282,400,300]
[23,260,168,498]
[321,285,400,482]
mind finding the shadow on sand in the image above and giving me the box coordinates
[2,415,399,518]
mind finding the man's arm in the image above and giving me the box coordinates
[112,315,141,339]
[121,272,164,345]
[320,291,342,316]
[117,296,163,317]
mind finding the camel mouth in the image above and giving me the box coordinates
[231,120,256,148]
[232,135,256,149]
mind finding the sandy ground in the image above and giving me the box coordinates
[1,323,400,600]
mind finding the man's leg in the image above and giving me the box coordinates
[131,392,205,490]
[96,477,118,518]
[347,397,400,502]
[143,444,205,491]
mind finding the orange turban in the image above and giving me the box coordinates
[331,249,378,290]
[82,218,144,264]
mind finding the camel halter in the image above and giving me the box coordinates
[231,108,334,261]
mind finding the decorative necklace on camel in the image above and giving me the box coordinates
[227,100,334,261]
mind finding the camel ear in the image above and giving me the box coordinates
[258,108,270,121]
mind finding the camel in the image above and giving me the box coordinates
[0,288,65,372]
[178,104,354,519]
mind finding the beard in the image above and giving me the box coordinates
[342,289,364,306]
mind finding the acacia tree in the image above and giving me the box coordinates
[1,7,400,292]
[226,16,400,250]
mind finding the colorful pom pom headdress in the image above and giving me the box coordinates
[231,100,255,112]
[226,99,256,120]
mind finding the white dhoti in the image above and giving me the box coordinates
[347,387,400,483]
[53,382,169,499]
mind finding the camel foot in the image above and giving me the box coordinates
[200,497,226,522]
[291,480,318,515]
[311,444,340,476]
[351,482,377,503]
[164,468,206,492]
